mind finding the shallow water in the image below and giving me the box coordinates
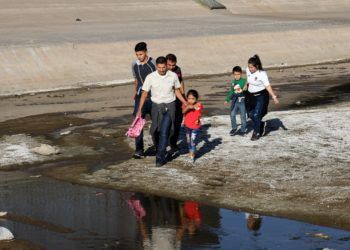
[0,174,349,249]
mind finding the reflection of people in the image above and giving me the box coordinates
[246,55,279,141]
[136,57,187,167]
[181,201,202,236]
[166,54,185,152]
[128,194,183,250]
[245,213,262,232]
[127,195,203,250]
[131,42,156,159]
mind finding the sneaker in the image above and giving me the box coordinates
[251,133,261,141]
[145,145,157,156]
[260,121,267,136]
[155,160,165,167]
[133,152,144,159]
[236,130,246,136]
[229,128,237,136]
[170,145,179,154]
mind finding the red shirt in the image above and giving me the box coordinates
[183,102,203,129]
[183,201,202,221]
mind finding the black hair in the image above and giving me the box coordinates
[134,42,147,52]
[232,66,242,73]
[187,89,199,100]
[166,53,177,63]
[248,54,264,71]
[156,56,167,65]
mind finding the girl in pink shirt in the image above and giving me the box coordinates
[182,89,203,162]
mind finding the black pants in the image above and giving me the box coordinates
[169,98,183,147]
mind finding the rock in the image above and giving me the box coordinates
[0,227,14,241]
[307,232,331,240]
[30,175,41,178]
[60,130,71,136]
[296,101,302,105]
[0,211,7,217]
[31,144,60,156]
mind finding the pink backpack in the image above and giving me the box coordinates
[126,116,146,138]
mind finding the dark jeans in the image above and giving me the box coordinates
[133,94,152,154]
[250,90,269,134]
[170,99,183,147]
[153,111,172,163]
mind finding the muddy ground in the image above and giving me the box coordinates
[0,61,350,237]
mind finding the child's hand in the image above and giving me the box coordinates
[224,101,229,106]
[195,119,200,125]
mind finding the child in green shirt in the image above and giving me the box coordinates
[224,66,247,136]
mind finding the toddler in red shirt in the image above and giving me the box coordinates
[182,89,203,162]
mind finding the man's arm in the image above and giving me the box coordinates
[175,88,187,105]
[134,79,138,100]
[136,90,149,117]
[180,80,185,95]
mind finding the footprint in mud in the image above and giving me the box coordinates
[202,176,226,187]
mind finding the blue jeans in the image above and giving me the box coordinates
[133,94,152,154]
[185,127,199,153]
[230,97,247,132]
[154,111,172,163]
[251,90,269,134]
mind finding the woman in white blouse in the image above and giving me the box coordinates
[246,55,279,141]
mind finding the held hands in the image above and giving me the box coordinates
[224,101,229,106]
[136,110,142,118]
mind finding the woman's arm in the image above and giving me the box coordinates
[265,85,279,104]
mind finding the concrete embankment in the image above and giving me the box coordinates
[0,0,349,96]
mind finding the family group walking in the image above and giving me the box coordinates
[130,42,279,167]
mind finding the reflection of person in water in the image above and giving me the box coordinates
[245,213,263,233]
[128,194,182,249]
[180,201,202,236]
[127,194,203,249]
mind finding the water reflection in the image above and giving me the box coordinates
[127,194,215,249]
[0,173,349,249]
[246,213,263,235]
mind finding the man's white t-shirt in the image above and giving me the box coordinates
[142,70,181,104]
[246,67,270,93]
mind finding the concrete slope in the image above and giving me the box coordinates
[0,0,349,96]
[219,0,350,20]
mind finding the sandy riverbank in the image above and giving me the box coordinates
[0,62,349,232]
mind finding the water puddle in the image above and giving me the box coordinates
[0,174,349,249]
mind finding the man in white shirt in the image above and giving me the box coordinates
[136,56,187,167]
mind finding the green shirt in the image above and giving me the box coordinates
[225,78,246,102]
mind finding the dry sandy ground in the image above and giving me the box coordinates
[0,62,349,231]
[67,104,350,231]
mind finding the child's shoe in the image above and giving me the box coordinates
[189,152,195,163]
